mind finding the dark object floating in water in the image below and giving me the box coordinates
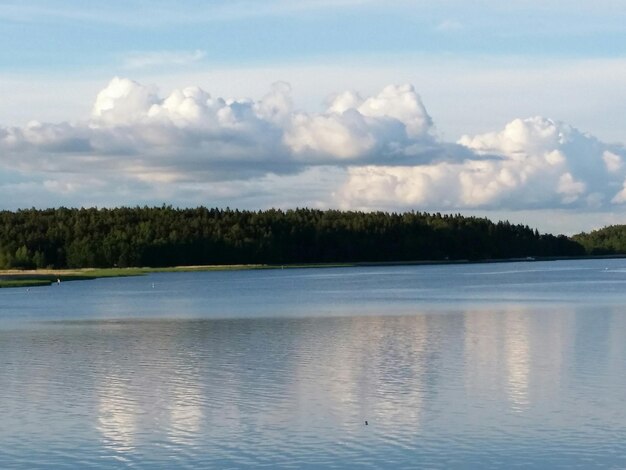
[365,420,368,426]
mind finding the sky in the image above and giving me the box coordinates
[1,1,626,234]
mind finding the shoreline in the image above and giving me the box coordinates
[2,254,625,289]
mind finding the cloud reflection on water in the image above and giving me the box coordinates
[2,302,626,467]
[86,308,567,447]
[97,377,138,454]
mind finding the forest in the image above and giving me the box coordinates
[572,225,626,255]
[0,207,588,269]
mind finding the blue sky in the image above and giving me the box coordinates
[3,1,626,71]
[3,1,626,60]
[1,1,626,234]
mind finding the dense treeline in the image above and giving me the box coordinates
[573,225,626,255]
[0,207,584,269]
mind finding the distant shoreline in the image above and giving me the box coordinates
[2,254,626,289]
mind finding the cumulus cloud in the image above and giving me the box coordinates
[1,77,625,217]
[339,116,626,210]
[92,77,158,124]
[0,78,439,180]
[285,84,436,161]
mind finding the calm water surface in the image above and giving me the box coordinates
[2,259,626,468]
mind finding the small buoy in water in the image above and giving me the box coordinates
[365,420,368,426]
[152,283,155,288]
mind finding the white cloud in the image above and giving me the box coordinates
[285,84,434,160]
[339,116,626,211]
[557,172,586,204]
[4,56,626,145]
[1,77,626,230]
[122,50,207,70]
[2,78,438,178]
[356,84,433,138]
[285,111,379,159]
[611,180,626,204]
[603,150,623,173]
[92,77,159,126]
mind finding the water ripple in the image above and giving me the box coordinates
[2,263,626,467]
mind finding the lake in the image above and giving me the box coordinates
[1,259,626,468]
